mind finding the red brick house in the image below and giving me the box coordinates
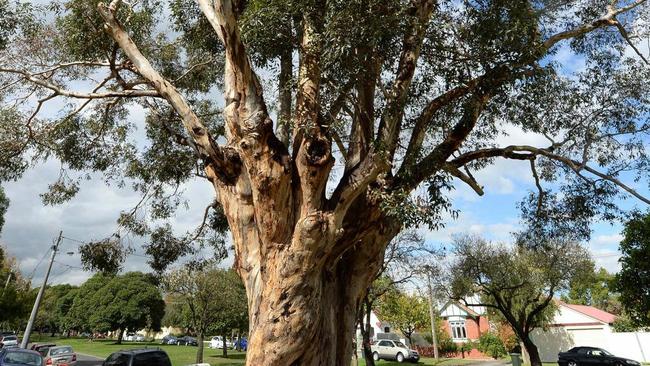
[439,300,491,358]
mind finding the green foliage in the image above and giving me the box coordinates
[377,290,429,344]
[33,284,78,334]
[79,238,132,275]
[0,186,7,233]
[562,265,621,315]
[0,246,32,328]
[611,314,646,332]
[89,272,164,335]
[477,332,507,359]
[616,212,650,327]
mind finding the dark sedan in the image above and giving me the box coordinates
[176,336,197,346]
[558,347,641,366]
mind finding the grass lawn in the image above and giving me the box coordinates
[27,335,245,366]
[357,357,483,366]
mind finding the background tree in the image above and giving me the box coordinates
[207,268,248,359]
[54,286,80,337]
[66,273,112,334]
[449,234,592,366]
[0,246,32,331]
[616,212,650,327]
[164,263,247,363]
[1,0,650,363]
[33,284,77,336]
[376,290,429,346]
[85,272,165,344]
[562,265,621,314]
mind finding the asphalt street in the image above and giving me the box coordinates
[76,353,103,366]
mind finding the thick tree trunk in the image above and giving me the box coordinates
[196,333,204,364]
[116,329,124,345]
[522,336,542,366]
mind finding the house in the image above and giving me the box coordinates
[439,300,491,358]
[530,301,650,363]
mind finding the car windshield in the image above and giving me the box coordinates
[598,349,613,356]
[50,347,72,356]
[3,352,42,365]
[4,336,17,341]
[394,341,407,348]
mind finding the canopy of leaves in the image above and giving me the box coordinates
[616,211,650,327]
[0,0,649,274]
[75,272,164,333]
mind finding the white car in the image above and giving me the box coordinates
[371,339,420,363]
[0,335,18,348]
[124,333,145,342]
[209,336,233,349]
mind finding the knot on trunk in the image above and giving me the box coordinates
[305,137,331,166]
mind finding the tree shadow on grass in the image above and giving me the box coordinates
[207,353,247,360]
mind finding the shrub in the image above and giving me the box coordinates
[477,332,507,359]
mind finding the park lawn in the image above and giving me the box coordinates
[29,336,245,366]
[357,357,481,366]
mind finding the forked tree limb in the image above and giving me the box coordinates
[98,1,241,183]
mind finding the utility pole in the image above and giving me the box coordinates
[426,269,439,360]
[20,231,62,349]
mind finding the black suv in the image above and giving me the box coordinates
[103,348,171,366]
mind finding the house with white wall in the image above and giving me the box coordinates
[529,301,650,363]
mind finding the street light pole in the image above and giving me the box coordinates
[20,231,63,349]
[427,270,439,360]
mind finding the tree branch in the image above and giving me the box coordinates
[98,1,241,184]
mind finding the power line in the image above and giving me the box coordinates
[26,248,52,281]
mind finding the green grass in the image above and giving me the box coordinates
[27,335,245,366]
[357,357,483,366]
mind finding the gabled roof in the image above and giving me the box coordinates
[561,303,617,324]
[439,300,480,318]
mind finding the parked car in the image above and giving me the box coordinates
[124,334,145,342]
[103,349,171,366]
[160,335,177,345]
[208,336,233,349]
[0,348,43,366]
[29,344,56,353]
[558,347,641,366]
[42,346,76,366]
[176,336,198,346]
[0,336,18,349]
[371,339,419,363]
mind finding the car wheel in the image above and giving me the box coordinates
[373,352,380,361]
[396,352,405,363]
[568,360,578,366]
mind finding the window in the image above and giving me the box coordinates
[384,326,390,333]
[378,341,392,347]
[450,320,467,339]
[105,353,130,366]
[3,352,42,366]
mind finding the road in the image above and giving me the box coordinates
[76,353,103,366]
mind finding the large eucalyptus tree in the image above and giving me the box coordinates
[1,0,650,364]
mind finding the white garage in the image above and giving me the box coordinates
[529,302,649,363]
